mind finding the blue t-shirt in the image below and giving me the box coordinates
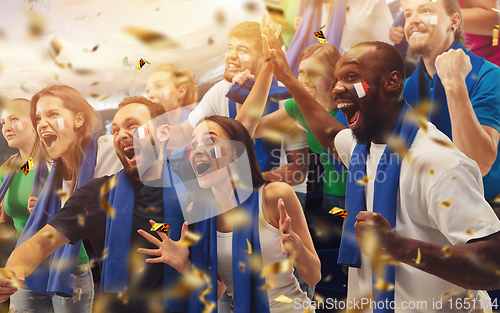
[404,60,500,200]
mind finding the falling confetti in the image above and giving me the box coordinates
[207,35,214,45]
[438,199,454,210]
[274,294,294,303]
[137,58,151,71]
[150,223,170,232]
[238,262,245,272]
[429,169,434,176]
[78,215,85,227]
[232,209,251,228]
[323,274,332,282]
[85,44,99,52]
[261,276,276,290]
[177,230,202,247]
[88,91,110,101]
[214,8,226,25]
[244,238,253,254]
[20,158,34,175]
[413,248,421,264]
[261,259,292,277]
[90,81,100,87]
[442,246,451,258]
[56,189,68,202]
[48,37,63,60]
[492,8,500,13]
[356,175,372,186]
[26,11,46,39]
[73,68,96,75]
[431,137,455,149]
[41,231,55,243]
[244,1,259,12]
[314,28,327,44]
[374,278,395,291]
[100,176,118,218]
[144,207,160,213]
[117,292,128,304]
[465,229,475,235]
[329,207,349,219]
[124,27,179,48]
[0,268,26,289]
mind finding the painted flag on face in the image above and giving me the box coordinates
[135,126,150,139]
[13,121,26,131]
[424,16,438,25]
[55,118,69,130]
[210,146,227,158]
[349,81,369,98]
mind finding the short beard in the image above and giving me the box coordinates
[409,44,432,59]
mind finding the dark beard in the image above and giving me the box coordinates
[409,44,431,59]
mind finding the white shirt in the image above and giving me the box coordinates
[188,80,308,193]
[334,124,500,313]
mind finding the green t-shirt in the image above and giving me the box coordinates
[284,99,347,196]
[0,168,89,265]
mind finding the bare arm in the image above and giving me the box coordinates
[167,120,194,150]
[436,49,500,176]
[5,225,69,280]
[460,0,499,36]
[355,211,500,290]
[253,106,297,139]
[264,182,321,286]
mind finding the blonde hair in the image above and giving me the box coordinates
[152,64,199,107]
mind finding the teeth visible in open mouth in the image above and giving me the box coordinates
[337,102,353,109]
[196,161,211,175]
[228,63,238,69]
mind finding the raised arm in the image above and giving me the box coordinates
[167,120,194,150]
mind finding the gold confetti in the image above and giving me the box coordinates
[78,215,85,227]
[137,58,150,71]
[356,175,372,186]
[26,11,46,39]
[413,248,421,264]
[238,261,245,272]
[388,137,412,160]
[117,292,128,304]
[329,207,349,219]
[85,44,99,52]
[177,230,202,247]
[90,81,100,87]
[374,278,395,291]
[151,223,170,232]
[244,238,253,254]
[145,206,160,213]
[429,169,434,176]
[438,199,454,210]
[102,248,108,260]
[442,246,451,257]
[431,137,455,149]
[214,8,226,25]
[452,176,457,180]
[19,158,34,175]
[314,27,327,44]
[261,276,276,290]
[274,294,294,303]
[100,175,117,218]
[41,231,55,243]
[56,189,68,202]
[88,91,110,101]
[492,8,500,13]
[494,25,499,46]
[261,259,292,277]
[232,209,251,228]
[124,27,179,49]
[465,229,475,235]
[302,308,312,313]
[0,268,26,289]
[73,68,95,75]
[48,37,63,59]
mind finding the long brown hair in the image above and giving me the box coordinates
[30,84,101,193]
[201,116,268,188]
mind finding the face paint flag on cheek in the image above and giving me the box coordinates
[424,16,438,25]
[162,89,170,100]
[134,126,150,139]
[239,54,251,62]
[210,146,227,158]
[55,118,69,130]
[349,81,370,98]
[13,121,26,131]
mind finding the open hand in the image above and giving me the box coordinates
[137,220,190,274]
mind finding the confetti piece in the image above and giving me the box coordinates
[356,175,372,186]
[244,238,253,254]
[0,268,26,289]
[48,37,63,59]
[431,137,455,149]
[137,58,150,71]
[465,229,475,235]
[56,189,68,202]
[145,207,160,213]
[214,8,226,25]
[494,25,499,46]
[349,81,369,98]
[244,1,259,12]
[207,36,214,45]
[123,56,129,67]
[117,292,128,304]
[26,11,46,39]
[55,118,69,130]
[261,276,276,290]
[329,207,349,219]
[177,230,202,247]
[442,246,451,257]
[41,231,55,243]
[232,209,251,228]
[238,261,245,272]
[314,29,327,44]
[452,176,457,180]
[429,169,434,176]
[88,91,110,101]
[210,146,227,158]
[151,223,170,232]
[374,278,395,291]
[413,248,421,264]
[85,44,99,52]
[261,129,283,144]
[100,176,117,218]
[302,308,312,313]
[261,259,292,277]
[124,27,179,48]
[20,158,34,175]
[438,199,454,210]
[102,248,108,260]
[323,274,332,282]
[90,82,100,87]
[274,294,294,303]
[73,68,96,75]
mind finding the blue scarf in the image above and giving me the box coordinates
[404,41,484,138]
[226,78,288,172]
[0,154,20,203]
[338,102,419,312]
[189,189,270,313]
[286,0,347,77]
[16,137,97,297]
[102,160,187,312]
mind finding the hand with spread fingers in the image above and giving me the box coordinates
[137,220,190,274]
[260,17,293,84]
[278,199,302,256]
